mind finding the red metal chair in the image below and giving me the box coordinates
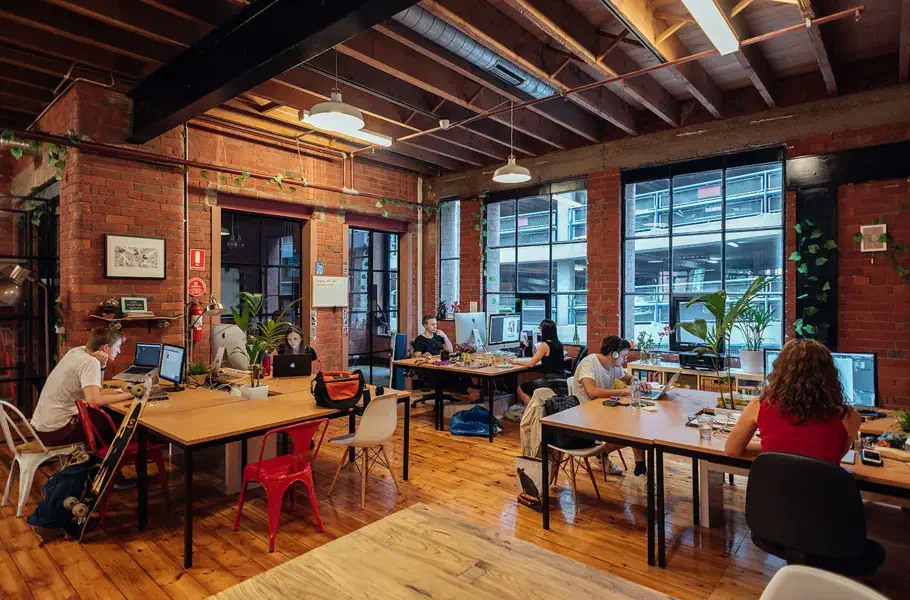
[233,418,329,552]
[75,399,169,524]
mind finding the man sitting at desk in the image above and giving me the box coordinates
[412,315,453,357]
[30,327,135,446]
[572,335,651,477]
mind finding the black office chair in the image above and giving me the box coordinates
[745,452,885,577]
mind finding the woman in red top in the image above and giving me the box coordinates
[726,339,861,465]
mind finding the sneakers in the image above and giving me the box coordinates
[605,458,624,476]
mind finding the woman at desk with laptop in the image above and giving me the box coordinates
[516,319,568,403]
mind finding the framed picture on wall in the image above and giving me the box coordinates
[104,234,167,279]
[860,224,887,253]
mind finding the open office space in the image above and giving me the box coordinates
[0,1,909,598]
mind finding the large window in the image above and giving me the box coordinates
[221,211,302,326]
[438,200,459,317]
[622,151,784,355]
[484,179,587,345]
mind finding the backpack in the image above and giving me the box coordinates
[310,370,365,410]
[543,394,596,449]
[27,454,101,536]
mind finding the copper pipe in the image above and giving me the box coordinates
[353,5,865,155]
[191,116,346,161]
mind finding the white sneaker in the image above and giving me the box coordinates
[594,457,624,476]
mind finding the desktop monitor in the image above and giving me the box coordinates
[134,343,162,367]
[488,313,521,346]
[212,323,248,369]
[764,349,878,407]
[159,344,186,387]
[454,312,487,346]
[670,297,723,353]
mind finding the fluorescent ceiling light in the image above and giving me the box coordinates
[300,110,392,147]
[492,155,531,184]
[307,91,365,133]
[679,0,740,55]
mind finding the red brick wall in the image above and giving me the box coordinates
[586,169,622,346]
[459,197,482,311]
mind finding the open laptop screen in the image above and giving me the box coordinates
[135,343,162,368]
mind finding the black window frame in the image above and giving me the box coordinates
[437,199,460,320]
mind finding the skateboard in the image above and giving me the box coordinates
[64,378,151,541]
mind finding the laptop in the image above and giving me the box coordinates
[641,370,682,401]
[210,346,225,378]
[113,343,162,382]
[272,353,312,378]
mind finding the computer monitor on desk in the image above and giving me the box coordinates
[487,313,521,347]
[159,344,186,391]
[454,312,487,347]
[764,349,878,407]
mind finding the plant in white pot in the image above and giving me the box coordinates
[735,304,775,375]
[231,292,302,399]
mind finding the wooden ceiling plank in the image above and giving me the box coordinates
[0,45,71,77]
[653,12,697,23]
[0,80,54,103]
[0,64,62,91]
[730,0,756,18]
[899,0,909,84]
[140,0,244,27]
[0,93,46,114]
[421,0,639,135]
[655,20,687,45]
[719,0,776,108]
[798,0,837,95]
[601,0,725,119]
[374,21,605,144]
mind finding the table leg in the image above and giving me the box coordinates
[403,399,410,481]
[541,424,549,530]
[657,446,666,568]
[184,447,194,569]
[487,379,494,444]
[137,427,147,530]
[692,457,700,527]
[647,446,655,567]
[348,413,356,463]
[240,437,248,471]
[434,380,444,431]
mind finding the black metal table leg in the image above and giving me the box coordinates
[487,379,494,443]
[348,412,356,462]
[403,398,410,481]
[137,427,147,530]
[434,380,444,431]
[647,446,655,566]
[541,424,550,530]
[184,447,194,569]
[657,446,666,568]
[692,457,700,527]
[240,436,248,471]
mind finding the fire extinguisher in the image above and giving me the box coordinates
[188,301,204,343]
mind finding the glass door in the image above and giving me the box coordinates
[348,229,399,385]
[515,294,549,344]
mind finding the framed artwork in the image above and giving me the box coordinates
[860,224,887,253]
[120,297,148,313]
[104,234,166,279]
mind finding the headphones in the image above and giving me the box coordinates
[612,351,620,360]
[608,338,629,360]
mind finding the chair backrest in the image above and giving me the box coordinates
[256,418,329,478]
[0,400,47,457]
[75,399,117,453]
[746,452,867,560]
[567,376,574,395]
[760,565,888,600]
[571,346,589,375]
[352,393,399,446]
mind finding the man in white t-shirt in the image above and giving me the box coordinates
[572,335,651,476]
[31,328,134,446]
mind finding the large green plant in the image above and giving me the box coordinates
[790,218,837,338]
[735,304,775,352]
[231,292,302,387]
[677,275,777,409]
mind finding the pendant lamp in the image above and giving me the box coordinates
[307,48,365,133]
[493,101,531,184]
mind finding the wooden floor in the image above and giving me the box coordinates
[1,404,908,599]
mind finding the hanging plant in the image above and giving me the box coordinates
[855,217,910,281]
[789,218,837,338]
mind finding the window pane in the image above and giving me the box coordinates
[222,212,260,264]
[553,294,587,345]
[439,201,460,259]
[350,293,369,311]
[725,162,782,230]
[486,200,515,247]
[371,233,398,271]
[553,190,586,242]
[350,230,369,270]
[517,246,550,292]
[440,259,459,311]
[727,295,783,355]
[623,295,670,350]
[672,170,723,234]
[624,238,669,294]
[519,298,547,334]
[485,294,516,316]
[372,315,393,344]
[260,217,299,265]
[263,267,300,302]
[676,298,717,345]
[350,269,368,293]
[221,266,261,303]
[624,179,669,237]
[486,247,515,293]
[348,316,369,354]
[725,230,783,293]
[373,273,398,311]
[517,195,550,245]
[552,242,586,292]
[672,233,722,293]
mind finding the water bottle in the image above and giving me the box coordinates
[630,377,641,409]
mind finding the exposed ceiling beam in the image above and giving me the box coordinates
[127,0,420,143]
[339,29,593,151]
[0,93,46,115]
[0,64,62,91]
[374,21,605,143]
[498,0,677,128]
[420,0,640,135]
[899,0,909,83]
[0,80,54,104]
[797,0,837,95]
[718,0,777,108]
[601,0,725,119]
[139,0,242,27]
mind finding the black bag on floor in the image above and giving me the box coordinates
[543,394,596,450]
[27,454,101,535]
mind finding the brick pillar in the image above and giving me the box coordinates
[586,169,622,347]
[314,212,345,371]
[459,197,482,312]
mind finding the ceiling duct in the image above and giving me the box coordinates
[392,5,557,99]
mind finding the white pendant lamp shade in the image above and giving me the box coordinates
[307,90,365,133]
[493,155,531,184]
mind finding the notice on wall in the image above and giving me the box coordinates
[189,249,206,270]
[310,309,318,342]
[188,277,207,298]
[312,276,348,308]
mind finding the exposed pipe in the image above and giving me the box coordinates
[417,176,423,333]
[28,75,116,131]
[190,116,346,161]
[0,139,39,155]
[354,5,865,156]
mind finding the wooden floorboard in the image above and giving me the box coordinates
[0,404,907,599]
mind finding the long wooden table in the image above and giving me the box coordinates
[540,389,910,568]
[106,376,409,569]
[393,357,532,442]
[209,503,673,600]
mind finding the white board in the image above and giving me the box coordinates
[312,276,348,308]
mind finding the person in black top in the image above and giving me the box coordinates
[517,319,568,403]
[412,315,453,357]
[275,331,317,359]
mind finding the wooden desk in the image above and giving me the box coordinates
[106,377,410,569]
[210,503,672,600]
[394,357,532,442]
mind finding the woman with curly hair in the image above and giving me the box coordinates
[725,338,861,465]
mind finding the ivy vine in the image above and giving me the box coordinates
[789,218,837,338]
[852,217,909,281]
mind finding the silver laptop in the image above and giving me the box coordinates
[113,343,162,382]
[642,370,682,401]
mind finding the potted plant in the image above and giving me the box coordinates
[187,361,208,386]
[735,303,775,374]
[676,275,777,410]
[231,292,302,399]
[636,330,655,364]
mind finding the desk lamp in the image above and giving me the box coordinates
[0,265,50,376]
